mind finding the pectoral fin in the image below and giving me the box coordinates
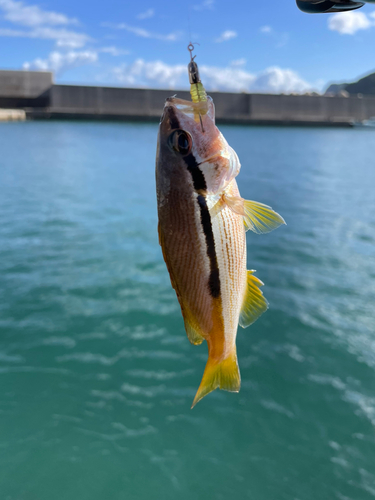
[223,194,286,234]
[239,270,269,328]
[243,200,286,234]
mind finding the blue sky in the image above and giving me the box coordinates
[1,0,375,93]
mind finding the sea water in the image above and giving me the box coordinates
[0,121,375,500]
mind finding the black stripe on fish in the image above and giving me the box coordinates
[197,194,221,299]
[166,104,219,296]
[184,154,207,192]
[179,143,220,297]
[166,105,181,134]
[166,106,207,192]
[168,114,180,131]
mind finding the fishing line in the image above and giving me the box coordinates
[186,6,206,132]
[187,3,192,45]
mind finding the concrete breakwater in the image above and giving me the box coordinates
[1,70,375,126]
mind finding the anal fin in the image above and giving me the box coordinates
[239,270,269,328]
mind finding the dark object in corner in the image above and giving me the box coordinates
[296,0,368,13]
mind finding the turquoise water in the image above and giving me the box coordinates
[1,121,375,500]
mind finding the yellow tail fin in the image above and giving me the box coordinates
[191,348,241,408]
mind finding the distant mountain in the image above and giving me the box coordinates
[325,83,347,95]
[325,71,375,95]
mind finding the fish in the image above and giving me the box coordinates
[156,96,285,408]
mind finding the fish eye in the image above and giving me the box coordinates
[168,130,192,156]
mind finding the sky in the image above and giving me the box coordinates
[0,0,375,93]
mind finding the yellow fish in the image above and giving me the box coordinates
[156,96,285,407]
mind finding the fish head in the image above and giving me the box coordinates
[157,96,241,196]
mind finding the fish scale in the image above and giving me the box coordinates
[212,189,247,349]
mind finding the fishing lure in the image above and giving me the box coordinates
[187,43,207,106]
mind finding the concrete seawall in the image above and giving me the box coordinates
[2,70,375,126]
[0,70,52,109]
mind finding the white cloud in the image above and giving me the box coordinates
[0,0,77,27]
[23,50,97,75]
[110,59,313,94]
[328,11,373,35]
[102,22,180,41]
[200,64,255,92]
[0,0,91,47]
[215,30,237,43]
[260,25,272,34]
[200,64,311,93]
[99,46,130,56]
[193,0,214,11]
[0,26,91,47]
[250,66,311,94]
[136,8,154,20]
[113,59,186,88]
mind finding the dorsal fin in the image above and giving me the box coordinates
[239,270,269,328]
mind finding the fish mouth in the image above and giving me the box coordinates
[171,97,209,116]
[160,98,194,133]
[162,97,195,121]
[160,103,182,132]
[160,96,214,132]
